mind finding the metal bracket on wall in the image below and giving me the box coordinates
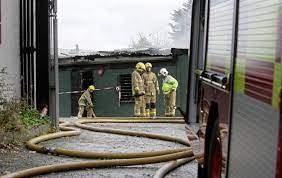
[48,0,57,17]
[23,46,36,54]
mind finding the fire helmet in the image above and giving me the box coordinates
[136,62,146,72]
[145,62,152,68]
[159,68,168,76]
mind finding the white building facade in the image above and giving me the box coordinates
[0,0,21,98]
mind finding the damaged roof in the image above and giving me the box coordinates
[59,48,175,66]
[59,48,172,58]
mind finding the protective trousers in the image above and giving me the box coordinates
[77,106,93,118]
[145,95,157,117]
[134,95,146,117]
[164,91,176,117]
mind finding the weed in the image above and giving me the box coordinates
[0,67,50,132]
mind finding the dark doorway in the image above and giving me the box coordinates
[82,71,93,90]
[70,70,93,116]
[71,70,81,116]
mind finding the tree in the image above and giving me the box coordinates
[130,32,172,49]
[169,0,193,48]
[130,33,152,49]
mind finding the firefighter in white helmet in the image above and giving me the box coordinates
[158,68,178,117]
[77,85,96,118]
[142,62,159,118]
[132,62,146,117]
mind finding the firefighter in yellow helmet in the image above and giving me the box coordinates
[142,62,159,118]
[77,85,96,118]
[132,62,146,117]
[158,68,178,117]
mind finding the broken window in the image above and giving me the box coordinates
[118,74,133,103]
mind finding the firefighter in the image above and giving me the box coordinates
[158,68,178,117]
[132,62,146,117]
[142,62,159,118]
[77,85,96,118]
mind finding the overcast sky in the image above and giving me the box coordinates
[58,0,186,50]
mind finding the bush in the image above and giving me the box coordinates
[0,100,50,132]
[0,67,49,132]
[0,100,22,131]
[19,105,50,127]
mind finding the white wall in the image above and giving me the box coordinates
[0,0,20,98]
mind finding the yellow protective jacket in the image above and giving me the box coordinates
[78,90,93,106]
[162,75,178,95]
[142,71,159,96]
[131,70,144,96]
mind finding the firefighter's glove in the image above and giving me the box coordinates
[134,87,140,93]
[135,91,145,97]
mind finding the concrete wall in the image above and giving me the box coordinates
[0,0,20,98]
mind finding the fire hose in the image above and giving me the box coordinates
[77,117,185,123]
[153,157,195,178]
[1,119,196,178]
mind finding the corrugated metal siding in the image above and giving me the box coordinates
[245,60,274,104]
[237,0,280,61]
[278,3,282,64]
[207,0,234,74]
[237,0,280,104]
[229,0,282,177]
[229,94,280,178]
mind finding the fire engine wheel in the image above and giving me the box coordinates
[2,119,195,178]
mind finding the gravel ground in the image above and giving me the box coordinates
[0,120,197,178]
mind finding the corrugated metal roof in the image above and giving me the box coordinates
[59,56,173,67]
[59,48,171,58]
[59,48,173,66]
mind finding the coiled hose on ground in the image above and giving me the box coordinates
[1,118,197,178]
